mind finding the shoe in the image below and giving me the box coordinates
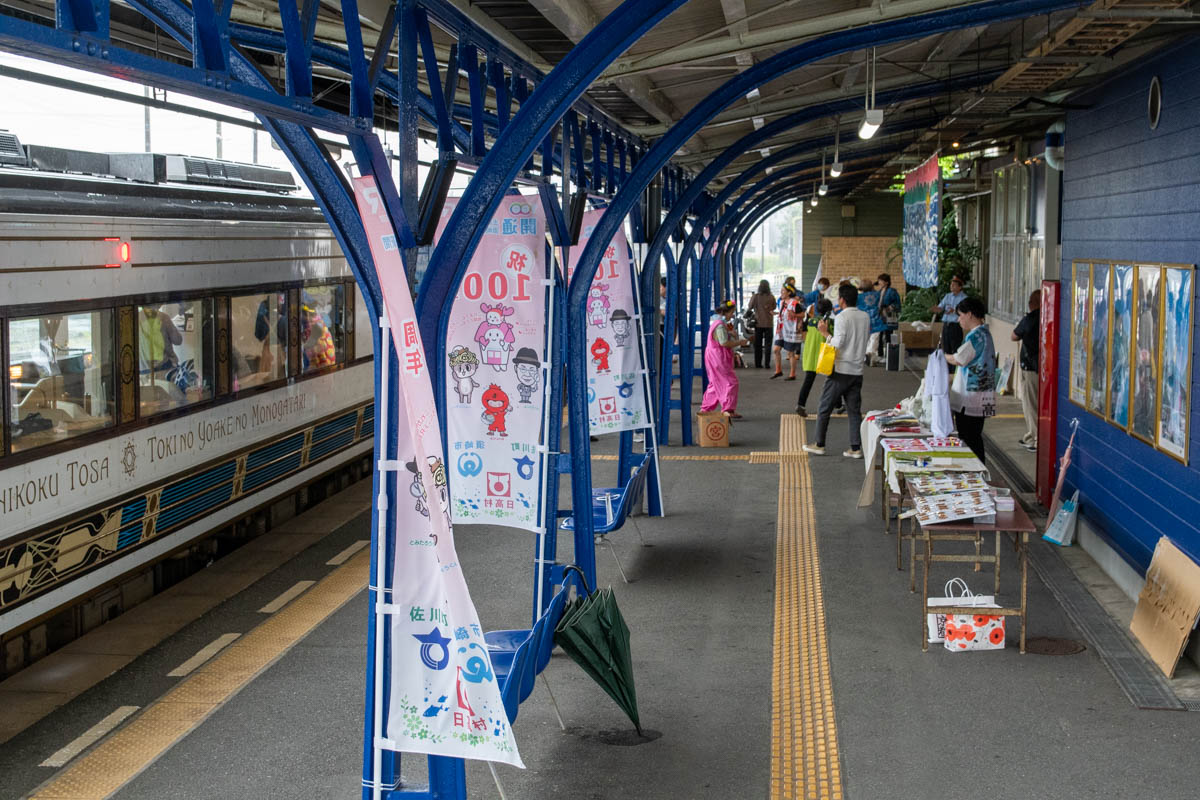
[1018,435,1032,445]
[730,412,744,419]
[1020,441,1037,452]
[770,372,783,379]
[795,407,808,418]
[843,448,864,459]
[802,444,826,456]
[833,405,846,415]
[785,375,796,381]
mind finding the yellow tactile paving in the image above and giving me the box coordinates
[772,415,844,800]
[31,549,370,800]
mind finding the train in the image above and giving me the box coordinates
[0,130,375,676]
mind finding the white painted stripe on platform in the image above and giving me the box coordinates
[258,581,316,613]
[39,706,139,768]
[167,633,241,678]
[326,539,369,566]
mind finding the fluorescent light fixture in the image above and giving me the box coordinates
[858,48,882,139]
[858,108,883,139]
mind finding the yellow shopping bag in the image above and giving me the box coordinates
[815,342,837,375]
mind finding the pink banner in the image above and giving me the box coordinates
[438,195,550,531]
[352,177,522,767]
[566,210,650,434]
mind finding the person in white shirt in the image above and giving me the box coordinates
[804,284,871,458]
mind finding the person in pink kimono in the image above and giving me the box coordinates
[700,300,748,419]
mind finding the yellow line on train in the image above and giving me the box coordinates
[31,550,370,800]
[772,415,843,800]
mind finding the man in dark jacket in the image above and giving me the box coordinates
[1011,290,1040,451]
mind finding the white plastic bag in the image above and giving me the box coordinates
[1043,490,1079,546]
[926,578,996,643]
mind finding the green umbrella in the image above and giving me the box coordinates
[554,582,642,734]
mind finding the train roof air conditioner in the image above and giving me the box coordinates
[164,155,297,193]
[0,129,26,166]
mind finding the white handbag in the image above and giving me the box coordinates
[926,578,996,643]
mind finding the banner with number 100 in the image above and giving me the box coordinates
[566,209,649,435]
[439,195,550,532]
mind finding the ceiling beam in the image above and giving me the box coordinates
[600,0,985,80]
[525,0,704,149]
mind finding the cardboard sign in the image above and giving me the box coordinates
[697,412,729,447]
[1130,536,1200,678]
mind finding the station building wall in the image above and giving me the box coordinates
[1058,41,1200,579]
[800,194,901,289]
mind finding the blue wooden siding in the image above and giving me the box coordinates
[1059,42,1200,572]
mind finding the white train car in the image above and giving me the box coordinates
[0,133,375,674]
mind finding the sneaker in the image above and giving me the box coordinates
[795,406,808,418]
[802,444,826,456]
[1020,441,1037,452]
[843,448,864,459]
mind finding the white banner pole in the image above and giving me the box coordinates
[534,257,558,618]
[371,311,391,800]
[631,250,665,515]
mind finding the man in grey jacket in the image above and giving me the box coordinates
[804,283,871,458]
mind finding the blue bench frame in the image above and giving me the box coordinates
[485,567,585,724]
[558,452,651,583]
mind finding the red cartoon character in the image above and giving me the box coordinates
[591,338,612,373]
[480,384,512,437]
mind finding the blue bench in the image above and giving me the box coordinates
[485,569,583,725]
[559,453,651,582]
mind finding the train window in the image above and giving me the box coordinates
[137,299,214,416]
[300,285,346,374]
[353,283,374,359]
[7,310,115,453]
[230,291,288,389]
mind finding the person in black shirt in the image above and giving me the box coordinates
[1011,291,1041,451]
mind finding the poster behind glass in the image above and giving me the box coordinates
[1109,264,1133,428]
[1069,262,1090,406]
[1131,265,1161,442]
[1157,266,1193,461]
[1088,262,1109,414]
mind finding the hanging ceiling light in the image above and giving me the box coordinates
[858,48,883,140]
[810,181,819,207]
[830,118,844,177]
[818,151,829,196]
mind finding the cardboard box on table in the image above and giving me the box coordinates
[898,321,943,351]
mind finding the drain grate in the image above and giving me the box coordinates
[1024,636,1087,655]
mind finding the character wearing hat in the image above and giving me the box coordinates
[610,308,633,347]
[513,347,541,403]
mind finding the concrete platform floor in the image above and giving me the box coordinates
[2,363,1197,799]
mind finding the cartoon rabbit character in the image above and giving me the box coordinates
[591,338,612,374]
[447,346,481,403]
[481,384,512,437]
[474,303,515,371]
[587,283,611,328]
